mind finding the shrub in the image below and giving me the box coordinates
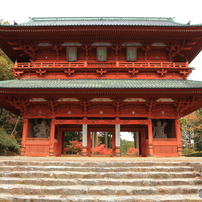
[91,144,112,155]
[187,152,202,157]
[64,140,82,154]
[127,147,138,155]
[182,148,195,156]
[0,128,20,155]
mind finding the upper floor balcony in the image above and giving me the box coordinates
[14,61,189,69]
[11,61,192,80]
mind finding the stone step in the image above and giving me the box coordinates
[0,171,198,179]
[0,159,201,202]
[0,194,201,202]
[0,165,193,172]
[0,160,196,168]
[0,177,201,186]
[0,184,201,195]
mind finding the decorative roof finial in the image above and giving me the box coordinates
[187,21,191,25]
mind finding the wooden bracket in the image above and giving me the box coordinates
[96,68,107,76]
[174,97,196,113]
[47,99,58,113]
[36,69,46,77]
[111,42,122,60]
[142,43,151,59]
[157,69,168,76]
[11,69,24,79]
[52,43,62,58]
[7,97,30,112]
[179,69,192,78]
[15,42,38,60]
[82,42,92,61]
[145,99,156,113]
[64,68,75,76]
[113,99,123,114]
[80,99,91,113]
[128,68,139,76]
[166,41,193,61]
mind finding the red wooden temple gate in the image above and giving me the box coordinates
[20,118,181,157]
[1,17,202,157]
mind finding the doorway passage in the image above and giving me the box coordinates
[56,124,146,157]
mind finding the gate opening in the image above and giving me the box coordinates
[120,132,140,157]
[62,131,82,156]
[90,131,113,157]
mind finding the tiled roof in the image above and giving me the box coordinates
[4,17,201,27]
[1,79,202,89]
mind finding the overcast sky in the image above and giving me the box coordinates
[1,0,202,81]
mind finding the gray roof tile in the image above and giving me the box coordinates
[4,17,201,27]
[1,79,202,89]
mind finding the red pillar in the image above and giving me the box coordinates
[148,119,154,156]
[49,118,55,156]
[57,130,63,156]
[112,131,115,157]
[87,131,91,157]
[175,118,182,156]
[140,129,145,156]
[21,118,29,156]
[61,132,64,155]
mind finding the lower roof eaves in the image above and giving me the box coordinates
[1,79,202,89]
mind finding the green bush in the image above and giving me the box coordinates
[182,148,194,156]
[187,152,202,157]
[0,128,20,155]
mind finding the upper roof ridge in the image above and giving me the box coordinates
[1,17,201,27]
[29,17,174,21]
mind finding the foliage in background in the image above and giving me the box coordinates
[180,109,202,154]
[0,128,20,155]
[98,132,111,148]
[64,140,82,154]
[0,20,9,25]
[120,139,134,154]
[187,151,202,157]
[127,147,139,155]
[0,48,23,155]
[193,109,202,151]
[91,144,112,155]
[0,49,15,80]
[63,131,82,148]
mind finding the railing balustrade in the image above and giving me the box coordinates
[14,61,189,69]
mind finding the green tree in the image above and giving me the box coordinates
[193,109,202,151]
[180,109,202,153]
[0,128,20,155]
[0,49,15,80]
[0,48,23,155]
[120,139,134,154]
[63,131,82,149]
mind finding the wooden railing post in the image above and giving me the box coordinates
[14,61,17,68]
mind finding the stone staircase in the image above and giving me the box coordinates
[0,159,201,201]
